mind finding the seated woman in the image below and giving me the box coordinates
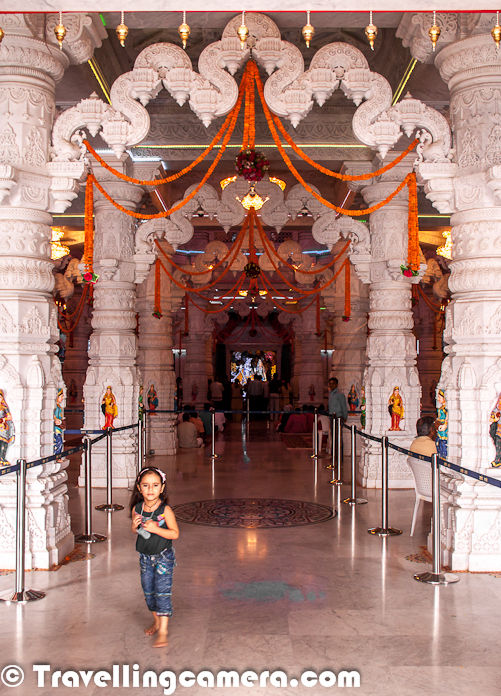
[284,408,308,434]
[277,404,293,433]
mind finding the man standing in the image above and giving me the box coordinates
[328,378,348,420]
[328,377,348,455]
[246,376,264,419]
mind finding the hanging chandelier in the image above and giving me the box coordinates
[51,228,70,260]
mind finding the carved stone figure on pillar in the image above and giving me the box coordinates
[489,393,501,468]
[309,384,316,402]
[69,379,78,404]
[360,386,366,428]
[348,385,359,413]
[102,386,118,429]
[148,385,158,414]
[53,388,65,457]
[0,390,15,464]
[388,387,404,431]
[436,389,448,458]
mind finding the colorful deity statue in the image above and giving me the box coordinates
[0,390,15,464]
[102,385,118,429]
[191,381,198,402]
[148,384,158,414]
[348,385,359,413]
[360,386,366,429]
[54,388,65,456]
[490,392,501,467]
[436,389,448,458]
[388,386,404,431]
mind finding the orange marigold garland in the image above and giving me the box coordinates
[406,172,420,273]
[84,177,94,273]
[342,259,351,321]
[153,258,162,318]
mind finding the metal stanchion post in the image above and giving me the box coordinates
[137,416,143,474]
[0,459,45,603]
[143,411,148,460]
[342,424,367,505]
[247,399,250,423]
[311,410,319,459]
[96,428,124,512]
[368,436,401,536]
[76,436,107,543]
[325,415,335,470]
[330,417,348,485]
[210,411,218,460]
[414,454,459,585]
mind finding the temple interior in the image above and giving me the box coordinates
[0,7,501,695]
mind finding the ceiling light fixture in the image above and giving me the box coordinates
[220,175,237,190]
[237,184,270,211]
[493,11,501,49]
[302,11,315,49]
[116,11,128,47]
[54,11,66,50]
[269,176,286,191]
[436,229,452,260]
[429,11,441,52]
[365,11,377,51]
[237,11,249,50]
[178,10,190,50]
[51,228,70,261]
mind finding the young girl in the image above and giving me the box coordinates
[130,467,179,648]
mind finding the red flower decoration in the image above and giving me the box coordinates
[235,148,270,183]
[342,315,351,322]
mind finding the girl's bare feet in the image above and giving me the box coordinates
[152,615,169,646]
[153,632,168,648]
[144,612,160,635]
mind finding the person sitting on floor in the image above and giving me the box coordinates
[178,412,204,449]
[177,404,193,424]
[409,416,437,458]
[189,411,205,438]
[277,404,293,432]
[284,407,308,434]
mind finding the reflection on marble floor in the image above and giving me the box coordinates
[1,422,500,695]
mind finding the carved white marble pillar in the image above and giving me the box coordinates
[0,13,105,568]
[325,239,369,412]
[183,300,209,408]
[81,157,143,487]
[136,256,177,456]
[297,304,324,405]
[416,33,501,571]
[348,158,422,489]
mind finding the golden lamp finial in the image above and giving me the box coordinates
[429,11,441,52]
[365,11,377,51]
[178,11,190,49]
[302,11,315,49]
[237,11,249,50]
[492,11,501,49]
[54,11,66,50]
[116,11,129,48]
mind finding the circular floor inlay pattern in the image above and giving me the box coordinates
[172,498,336,528]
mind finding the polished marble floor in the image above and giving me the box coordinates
[1,421,500,695]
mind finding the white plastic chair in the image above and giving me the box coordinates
[407,456,433,537]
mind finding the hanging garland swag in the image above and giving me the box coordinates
[83,58,422,329]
